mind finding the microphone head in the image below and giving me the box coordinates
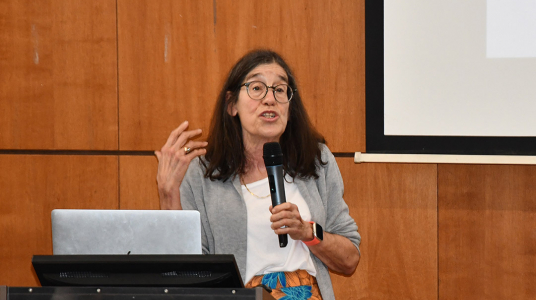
[263,142,283,166]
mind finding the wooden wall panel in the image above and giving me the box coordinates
[117,0,219,151]
[119,156,160,210]
[438,165,536,300]
[0,155,118,286]
[0,0,117,150]
[330,159,438,300]
[118,0,365,153]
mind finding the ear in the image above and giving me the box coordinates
[226,91,238,116]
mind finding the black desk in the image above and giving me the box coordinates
[0,286,275,300]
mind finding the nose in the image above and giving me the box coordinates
[261,87,277,105]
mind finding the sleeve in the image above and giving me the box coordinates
[179,159,212,255]
[320,145,361,253]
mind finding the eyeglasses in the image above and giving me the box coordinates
[240,81,296,103]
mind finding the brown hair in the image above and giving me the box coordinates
[202,49,326,181]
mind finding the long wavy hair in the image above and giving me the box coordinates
[202,49,326,181]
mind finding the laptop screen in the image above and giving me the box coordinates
[51,209,202,255]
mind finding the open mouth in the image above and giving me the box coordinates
[262,112,276,119]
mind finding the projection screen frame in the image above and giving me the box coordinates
[365,0,536,155]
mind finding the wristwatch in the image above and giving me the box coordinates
[303,221,323,246]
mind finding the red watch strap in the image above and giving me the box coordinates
[303,221,321,246]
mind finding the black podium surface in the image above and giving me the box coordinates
[32,255,244,288]
[1,286,275,300]
[1,255,275,299]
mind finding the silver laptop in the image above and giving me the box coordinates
[51,209,202,255]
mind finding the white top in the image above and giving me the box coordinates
[242,176,317,284]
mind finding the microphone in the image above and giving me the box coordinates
[263,142,288,248]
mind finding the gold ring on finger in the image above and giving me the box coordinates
[184,146,192,154]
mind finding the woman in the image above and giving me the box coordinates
[155,49,360,300]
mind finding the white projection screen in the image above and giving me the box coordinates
[366,0,536,155]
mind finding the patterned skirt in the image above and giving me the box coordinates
[245,270,323,300]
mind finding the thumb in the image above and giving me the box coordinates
[155,150,161,161]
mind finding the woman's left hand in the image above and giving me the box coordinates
[270,202,360,275]
[269,202,313,242]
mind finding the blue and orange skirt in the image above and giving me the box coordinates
[245,270,322,300]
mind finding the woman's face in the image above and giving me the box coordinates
[228,63,290,148]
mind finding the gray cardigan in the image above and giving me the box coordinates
[180,144,360,300]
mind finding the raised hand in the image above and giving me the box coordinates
[155,121,207,209]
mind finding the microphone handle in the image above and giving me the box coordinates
[267,165,288,248]
[278,231,288,248]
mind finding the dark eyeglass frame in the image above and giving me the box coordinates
[240,81,297,103]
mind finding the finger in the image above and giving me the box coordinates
[184,147,207,159]
[270,202,293,214]
[272,219,289,230]
[274,226,296,235]
[155,150,161,161]
[272,218,301,232]
[270,209,295,223]
[172,128,204,151]
[164,121,189,148]
[183,141,208,152]
[181,142,208,158]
